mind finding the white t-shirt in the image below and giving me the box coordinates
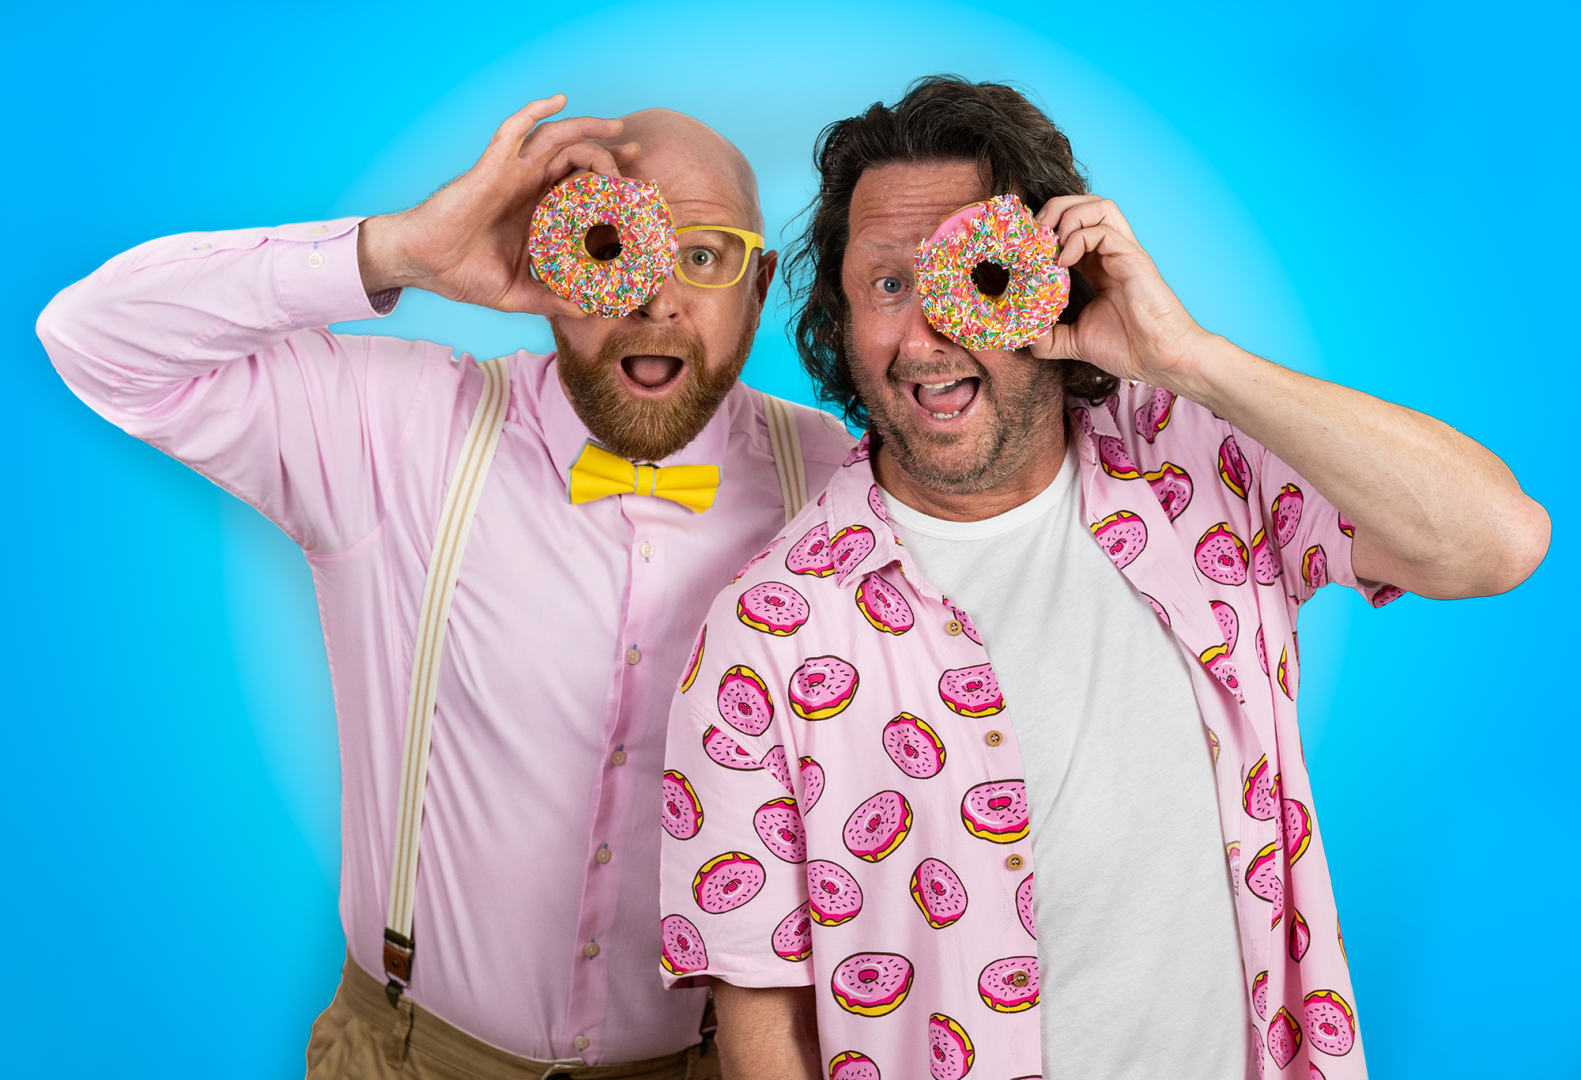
[883,443,1251,1080]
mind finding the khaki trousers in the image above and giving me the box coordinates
[306,953,720,1080]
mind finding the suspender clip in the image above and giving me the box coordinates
[383,928,414,1007]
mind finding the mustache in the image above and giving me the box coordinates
[887,358,988,387]
[594,326,707,368]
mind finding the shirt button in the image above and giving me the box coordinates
[1006,854,1024,871]
[626,648,641,665]
[307,252,324,269]
[583,941,601,958]
[610,749,627,766]
[985,730,1003,747]
[1010,969,1030,987]
[945,619,963,636]
[639,541,654,558]
[310,225,329,234]
[193,242,211,251]
[573,1035,590,1051]
[595,846,612,864]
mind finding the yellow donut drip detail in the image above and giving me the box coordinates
[914,194,1071,352]
[528,173,678,318]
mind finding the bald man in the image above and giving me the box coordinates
[37,96,851,1079]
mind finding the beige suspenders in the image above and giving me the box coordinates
[379,372,806,1003]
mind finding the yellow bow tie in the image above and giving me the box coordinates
[567,442,721,514]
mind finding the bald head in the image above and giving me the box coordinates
[606,108,763,234]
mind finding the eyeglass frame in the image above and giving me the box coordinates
[672,225,766,289]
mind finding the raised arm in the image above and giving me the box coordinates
[1032,195,1549,599]
[712,982,822,1080]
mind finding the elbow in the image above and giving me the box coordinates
[1483,494,1551,595]
[1416,493,1551,599]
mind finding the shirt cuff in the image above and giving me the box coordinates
[272,218,399,328]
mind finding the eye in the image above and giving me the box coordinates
[879,277,903,295]
[684,247,718,267]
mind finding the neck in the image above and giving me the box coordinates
[872,416,1068,522]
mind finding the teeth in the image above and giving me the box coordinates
[920,380,960,390]
[929,410,961,420]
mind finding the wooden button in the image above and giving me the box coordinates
[626,648,641,665]
[595,846,612,864]
[1005,854,1024,871]
[583,942,601,958]
[1010,969,1029,987]
[945,619,963,636]
[573,1035,590,1051]
[610,749,627,766]
[985,730,1003,746]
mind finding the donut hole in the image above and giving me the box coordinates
[970,260,1011,299]
[584,223,623,261]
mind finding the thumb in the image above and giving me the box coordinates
[1028,322,1078,362]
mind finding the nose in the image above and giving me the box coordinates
[636,275,682,321]
[898,289,957,363]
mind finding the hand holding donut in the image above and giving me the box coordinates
[1027,195,1213,387]
[357,93,639,317]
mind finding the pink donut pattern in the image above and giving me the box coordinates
[843,790,913,862]
[1252,970,1269,1020]
[718,665,774,736]
[661,770,703,840]
[1196,523,1249,585]
[1218,435,1251,500]
[1245,842,1284,923]
[883,713,946,778]
[1371,584,1405,608]
[1211,601,1239,653]
[1099,435,1141,480]
[1016,873,1036,938]
[1135,387,1174,443]
[961,780,1029,843]
[1268,1007,1302,1069]
[1302,545,1329,590]
[807,859,864,925]
[1144,462,1193,521]
[843,433,870,467]
[938,664,1003,718]
[737,581,811,636]
[978,956,1039,1013]
[1200,644,1244,703]
[772,901,813,962]
[1283,798,1312,863]
[1091,510,1147,570]
[1243,755,1279,820]
[692,852,765,914]
[1252,528,1281,585]
[1338,512,1355,538]
[702,725,763,771]
[829,1051,881,1080]
[660,913,708,976]
[830,525,876,580]
[1303,990,1356,1056]
[833,953,914,1017]
[1278,646,1297,700]
[680,625,706,693]
[799,756,825,812]
[1272,483,1304,547]
[1256,625,1269,674]
[1208,727,1221,766]
[909,858,969,928]
[1289,908,1311,961]
[1142,592,1170,626]
[787,522,836,577]
[790,656,860,720]
[946,600,982,644]
[868,484,889,523]
[761,745,794,795]
[755,796,808,863]
[927,1014,975,1080]
[732,537,784,583]
[856,572,914,635]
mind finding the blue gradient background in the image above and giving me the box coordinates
[4,3,1574,1076]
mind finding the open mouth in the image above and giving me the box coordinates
[620,354,688,397]
[906,376,981,424]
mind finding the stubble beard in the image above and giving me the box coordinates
[553,320,756,463]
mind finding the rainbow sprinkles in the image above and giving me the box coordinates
[527,173,678,318]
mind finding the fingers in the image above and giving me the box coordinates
[1057,222,1141,269]
[517,114,626,162]
[492,94,570,148]
[505,277,589,319]
[1038,196,1139,250]
[1028,321,1078,362]
[543,139,629,183]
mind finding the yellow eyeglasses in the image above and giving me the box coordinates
[673,225,766,289]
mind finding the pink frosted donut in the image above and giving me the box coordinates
[755,796,808,863]
[1338,511,1355,538]
[926,1014,975,1080]
[702,725,763,771]
[1196,523,1250,586]
[843,433,870,467]
[1283,798,1312,863]
[1288,909,1310,962]
[772,901,813,962]
[1272,483,1304,547]
[1244,841,1284,919]
[807,860,863,925]
[1252,970,1270,1020]
[1302,545,1329,590]
[1200,644,1243,703]
[945,599,982,645]
[1135,387,1174,443]
[660,769,703,840]
[733,537,784,583]
[830,525,875,580]
[867,484,889,523]
[909,858,968,929]
[832,953,914,1017]
[1099,434,1141,480]
[718,665,774,736]
[660,913,708,975]
[799,756,825,812]
[1211,601,1239,654]
[1371,583,1404,608]
[786,522,836,577]
[1091,509,1148,570]
[679,624,706,693]
[1253,528,1281,586]
[1016,872,1036,939]
[1143,592,1170,626]
[692,852,765,914]
[978,956,1039,1013]
[1268,1007,1302,1069]
[761,745,794,795]
[914,194,1069,352]
[1145,462,1193,521]
[960,780,1029,843]
[527,173,676,318]
[843,791,913,863]
[937,664,1003,718]
[737,581,810,636]
[1303,990,1356,1056]
[855,572,913,635]
[883,713,946,779]
[789,656,860,720]
[828,1051,881,1080]
[1242,755,1279,820]
[1278,645,1296,700]
[1256,625,1269,675]
[1218,435,1251,500]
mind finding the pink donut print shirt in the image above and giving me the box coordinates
[658,385,1394,1080]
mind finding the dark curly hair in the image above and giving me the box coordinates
[785,75,1119,429]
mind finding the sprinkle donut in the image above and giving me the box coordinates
[829,1051,881,1080]
[789,656,860,720]
[1016,872,1036,938]
[1303,990,1356,1056]
[718,665,774,736]
[1091,510,1148,570]
[807,860,863,925]
[733,537,783,583]
[832,953,914,1017]
[660,913,708,976]
[737,581,810,636]
[702,725,763,771]
[830,525,876,580]
[1269,1007,1303,1069]
[961,780,1030,843]
[926,1014,975,1080]
[761,745,794,794]
[527,173,676,318]
[938,664,1003,718]
[855,572,914,635]
[914,194,1070,352]
[680,625,706,693]
[1245,841,1285,917]
[909,858,968,929]
[772,901,813,962]
[754,796,808,863]
[978,956,1040,1013]
[842,790,913,863]
[1252,970,1270,1020]
[1196,523,1250,586]
[1242,755,1279,820]
[1283,799,1312,863]
[786,522,836,577]
[692,851,765,914]
[799,756,825,812]
[882,713,946,778]
[660,769,703,840]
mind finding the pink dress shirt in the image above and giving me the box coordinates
[658,390,1399,1079]
[37,217,852,1063]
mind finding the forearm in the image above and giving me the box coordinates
[1163,334,1549,597]
[712,982,821,1080]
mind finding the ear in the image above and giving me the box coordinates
[753,249,779,306]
